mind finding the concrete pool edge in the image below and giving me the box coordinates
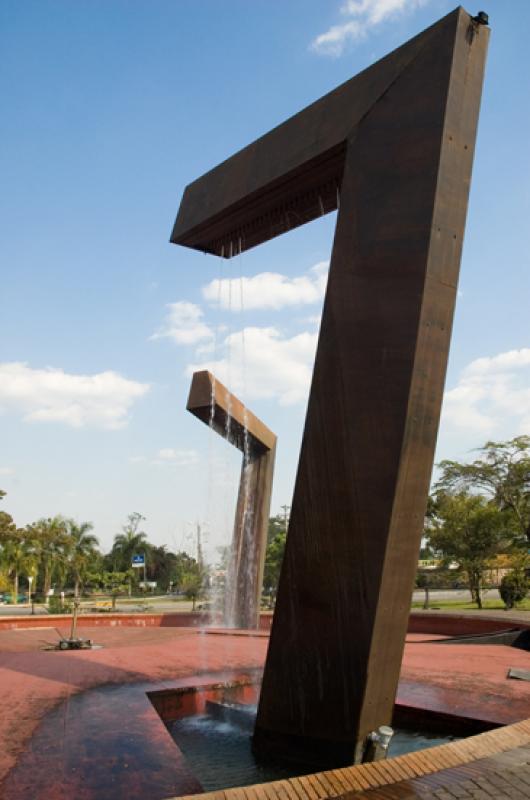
[1,608,529,634]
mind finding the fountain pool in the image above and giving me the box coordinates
[164,684,461,792]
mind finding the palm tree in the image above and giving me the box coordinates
[2,529,37,603]
[66,520,100,598]
[146,545,178,590]
[27,517,69,597]
[0,494,36,603]
[111,513,150,596]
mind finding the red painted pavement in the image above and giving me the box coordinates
[0,623,529,799]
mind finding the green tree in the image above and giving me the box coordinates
[0,491,12,525]
[0,490,15,543]
[1,529,37,603]
[181,567,203,611]
[427,492,513,608]
[111,512,150,595]
[0,493,37,602]
[101,570,131,610]
[65,520,100,597]
[27,516,69,596]
[146,545,180,591]
[262,527,287,607]
[436,436,530,546]
[267,514,287,545]
[151,548,202,592]
[499,568,529,610]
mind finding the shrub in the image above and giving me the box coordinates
[499,570,529,610]
[48,596,73,614]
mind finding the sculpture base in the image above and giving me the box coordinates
[252,726,359,770]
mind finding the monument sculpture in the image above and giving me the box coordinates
[172,7,489,766]
[187,370,276,629]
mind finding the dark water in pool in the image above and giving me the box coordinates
[168,713,313,790]
[167,707,460,792]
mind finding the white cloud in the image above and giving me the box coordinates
[188,326,318,406]
[150,301,213,345]
[441,348,530,436]
[0,467,14,476]
[157,448,179,460]
[463,349,530,377]
[302,313,323,327]
[311,20,364,56]
[154,448,199,466]
[0,362,149,430]
[202,262,329,312]
[311,0,429,56]
[130,449,199,467]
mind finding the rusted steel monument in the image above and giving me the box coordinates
[187,370,276,629]
[172,7,489,766]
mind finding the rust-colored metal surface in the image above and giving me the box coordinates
[173,7,489,768]
[187,371,276,630]
[171,13,443,257]
[187,370,276,454]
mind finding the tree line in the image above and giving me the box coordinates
[0,501,201,604]
[2,435,528,610]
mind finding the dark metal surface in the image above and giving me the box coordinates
[171,15,445,257]
[187,370,275,455]
[173,6,489,767]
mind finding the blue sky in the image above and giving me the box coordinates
[1,0,529,558]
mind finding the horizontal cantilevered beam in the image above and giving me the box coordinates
[186,370,276,457]
[170,16,444,257]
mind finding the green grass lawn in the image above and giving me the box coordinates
[411,597,530,611]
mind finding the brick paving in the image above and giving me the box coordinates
[339,744,530,798]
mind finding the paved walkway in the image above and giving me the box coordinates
[0,617,529,800]
[0,625,267,798]
[350,743,530,798]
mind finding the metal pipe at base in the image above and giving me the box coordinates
[363,725,394,762]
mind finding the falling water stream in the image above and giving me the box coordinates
[201,236,258,628]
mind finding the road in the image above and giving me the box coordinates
[1,591,502,616]
[411,588,500,602]
[0,597,198,616]
[0,604,50,616]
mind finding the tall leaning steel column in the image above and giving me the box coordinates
[255,10,489,766]
[170,6,489,770]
